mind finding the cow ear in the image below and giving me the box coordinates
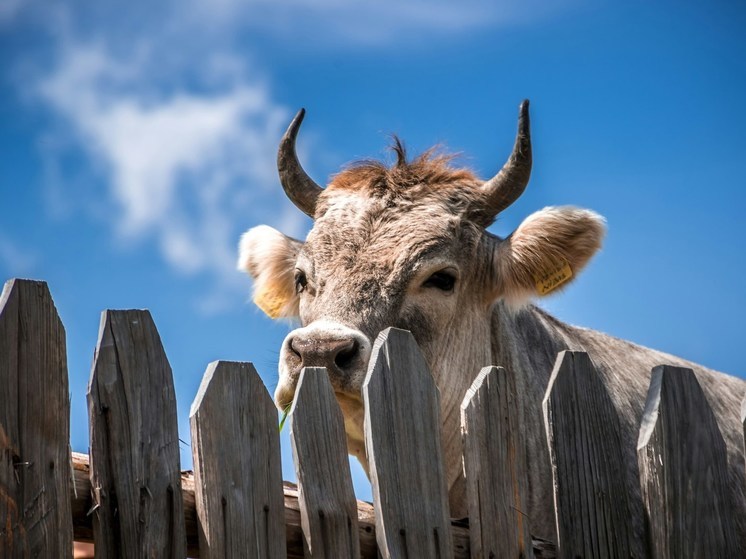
[237,225,303,319]
[493,207,606,305]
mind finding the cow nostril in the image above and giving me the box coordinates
[288,334,359,370]
[289,337,303,359]
[334,340,358,370]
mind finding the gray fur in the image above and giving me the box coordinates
[239,141,746,550]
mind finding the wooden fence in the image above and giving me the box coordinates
[0,278,743,558]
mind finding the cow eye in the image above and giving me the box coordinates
[294,270,308,294]
[422,270,456,292]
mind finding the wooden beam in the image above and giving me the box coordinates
[69,453,558,558]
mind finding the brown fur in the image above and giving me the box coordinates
[327,141,479,197]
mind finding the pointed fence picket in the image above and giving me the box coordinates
[363,327,454,559]
[0,279,72,558]
[460,366,533,559]
[637,365,739,558]
[542,351,638,558]
[87,309,186,558]
[189,360,286,559]
[0,278,743,559]
[289,366,360,558]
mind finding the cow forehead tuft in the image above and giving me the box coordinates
[324,145,482,200]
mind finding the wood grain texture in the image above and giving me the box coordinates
[637,365,738,558]
[0,279,73,558]
[290,367,360,558]
[87,309,186,558]
[461,366,533,559]
[70,455,554,557]
[362,327,452,559]
[542,350,639,559]
[71,452,201,558]
[189,360,286,558]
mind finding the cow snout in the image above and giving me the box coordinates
[275,321,371,410]
[289,335,359,370]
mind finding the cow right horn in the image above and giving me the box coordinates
[476,100,532,224]
[277,109,323,218]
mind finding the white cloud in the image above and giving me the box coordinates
[37,44,309,312]
[25,0,581,314]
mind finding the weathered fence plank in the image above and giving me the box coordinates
[542,350,638,559]
[87,309,186,558]
[363,327,452,559]
[189,361,286,559]
[637,365,739,558]
[189,360,286,558]
[461,366,533,559]
[0,279,73,558]
[289,367,360,558]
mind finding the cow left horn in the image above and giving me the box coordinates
[478,100,532,222]
[278,108,323,218]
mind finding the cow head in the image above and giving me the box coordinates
[238,102,605,513]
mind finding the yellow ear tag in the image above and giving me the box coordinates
[253,286,287,319]
[534,259,573,295]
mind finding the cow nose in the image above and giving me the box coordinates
[289,335,360,371]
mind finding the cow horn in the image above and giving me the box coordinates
[277,108,323,218]
[479,100,532,222]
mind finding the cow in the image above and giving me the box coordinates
[237,101,746,551]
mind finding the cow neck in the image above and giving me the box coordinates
[490,302,577,396]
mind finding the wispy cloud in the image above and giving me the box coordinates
[0,0,23,23]
[36,43,307,312]
[5,0,576,48]
[0,233,37,276]
[184,0,573,44]
[21,0,577,314]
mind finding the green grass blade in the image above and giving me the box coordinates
[278,403,292,432]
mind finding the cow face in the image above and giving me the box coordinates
[237,103,605,494]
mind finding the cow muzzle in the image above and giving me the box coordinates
[275,320,372,410]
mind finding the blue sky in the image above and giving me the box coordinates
[1,0,744,501]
